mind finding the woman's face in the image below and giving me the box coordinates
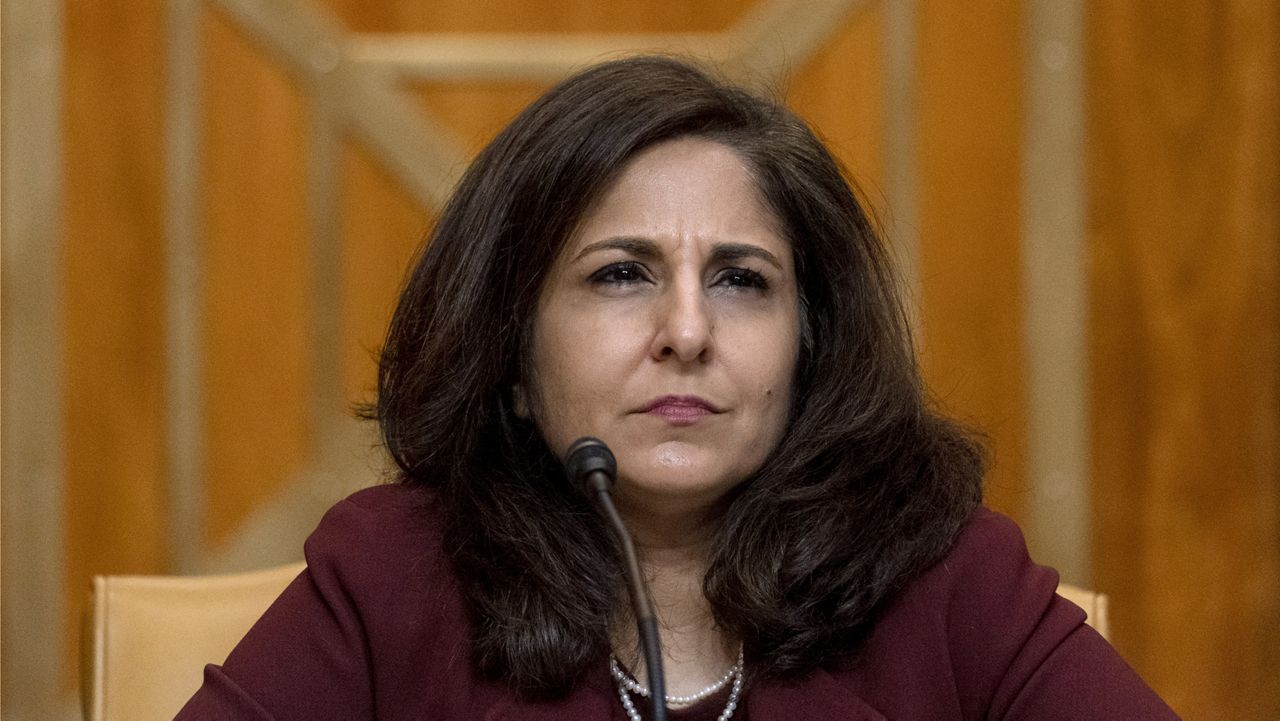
[520,137,801,514]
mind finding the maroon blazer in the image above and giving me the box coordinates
[176,484,1178,720]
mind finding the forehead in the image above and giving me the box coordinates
[564,137,787,256]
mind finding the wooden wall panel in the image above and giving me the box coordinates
[787,1,886,222]
[319,0,753,34]
[1088,1,1280,717]
[44,2,1279,716]
[62,0,170,687]
[340,141,432,406]
[200,7,312,546]
[414,82,550,157]
[915,1,1028,527]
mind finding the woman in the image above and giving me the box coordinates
[178,56,1177,720]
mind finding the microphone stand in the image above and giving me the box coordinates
[567,437,667,721]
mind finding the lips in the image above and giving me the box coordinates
[640,395,722,426]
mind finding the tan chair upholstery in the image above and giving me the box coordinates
[80,563,1109,720]
[82,561,305,721]
[1057,582,1111,640]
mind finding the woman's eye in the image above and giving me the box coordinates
[589,261,649,285]
[716,268,769,290]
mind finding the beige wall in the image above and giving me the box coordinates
[2,0,1277,718]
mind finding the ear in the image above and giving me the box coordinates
[512,383,530,419]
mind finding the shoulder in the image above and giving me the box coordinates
[312,481,441,530]
[930,508,1077,663]
[179,483,474,720]
[302,482,463,632]
[845,508,1178,720]
[839,508,1074,715]
[915,508,1081,708]
[305,482,442,560]
[920,508,1178,718]
[929,506,1064,628]
[304,480,447,564]
[872,507,1067,632]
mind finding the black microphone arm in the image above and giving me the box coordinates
[565,437,667,721]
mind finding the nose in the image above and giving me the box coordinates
[649,276,713,363]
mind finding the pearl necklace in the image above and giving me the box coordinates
[610,648,744,721]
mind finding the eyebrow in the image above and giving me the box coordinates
[572,236,784,270]
[572,236,660,263]
[710,242,784,270]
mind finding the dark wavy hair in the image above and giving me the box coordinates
[372,56,984,697]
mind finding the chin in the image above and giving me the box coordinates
[615,457,742,507]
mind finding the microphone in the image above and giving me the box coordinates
[565,436,616,495]
[565,437,667,721]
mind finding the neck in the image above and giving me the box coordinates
[610,497,738,702]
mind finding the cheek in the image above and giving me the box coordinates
[757,364,795,430]
[526,306,637,446]
[746,322,800,433]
